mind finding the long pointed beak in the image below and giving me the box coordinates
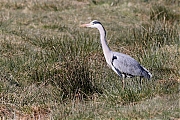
[80,23,91,27]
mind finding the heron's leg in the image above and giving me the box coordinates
[122,74,125,90]
[122,78,124,90]
[139,76,142,90]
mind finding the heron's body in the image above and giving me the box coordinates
[110,52,151,79]
[81,20,152,88]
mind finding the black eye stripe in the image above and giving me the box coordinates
[93,21,102,25]
[92,21,106,36]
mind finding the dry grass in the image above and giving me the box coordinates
[0,0,179,119]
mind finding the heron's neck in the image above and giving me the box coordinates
[97,26,111,53]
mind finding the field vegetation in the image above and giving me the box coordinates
[0,0,179,119]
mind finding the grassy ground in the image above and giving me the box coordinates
[0,0,179,119]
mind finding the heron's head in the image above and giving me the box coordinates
[80,20,102,28]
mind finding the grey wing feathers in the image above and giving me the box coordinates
[141,66,152,79]
[111,52,152,79]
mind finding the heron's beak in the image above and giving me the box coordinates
[80,23,91,27]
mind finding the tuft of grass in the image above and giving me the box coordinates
[150,4,180,22]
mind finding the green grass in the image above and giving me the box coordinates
[0,0,179,119]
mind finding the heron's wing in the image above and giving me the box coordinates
[111,52,143,77]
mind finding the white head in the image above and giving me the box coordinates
[80,20,103,28]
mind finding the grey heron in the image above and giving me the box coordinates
[80,20,152,89]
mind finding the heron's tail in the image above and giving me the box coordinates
[142,67,152,79]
